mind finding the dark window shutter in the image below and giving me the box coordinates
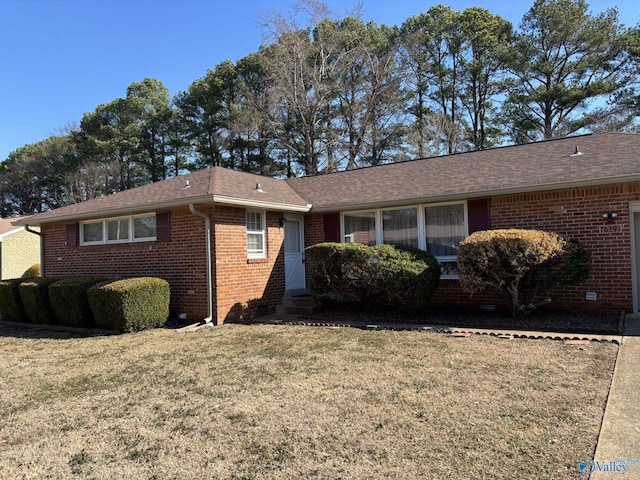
[156,211,171,242]
[467,198,491,234]
[66,223,78,248]
[323,213,340,242]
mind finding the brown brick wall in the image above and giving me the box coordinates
[42,205,287,325]
[212,207,285,324]
[432,182,640,313]
[42,207,211,322]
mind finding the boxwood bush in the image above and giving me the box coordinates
[305,242,441,312]
[88,277,170,333]
[0,278,27,322]
[19,277,59,324]
[48,277,109,327]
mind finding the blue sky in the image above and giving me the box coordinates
[0,0,637,161]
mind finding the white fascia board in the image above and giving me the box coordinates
[211,195,312,212]
[0,226,25,240]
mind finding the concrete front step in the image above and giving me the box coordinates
[276,291,317,316]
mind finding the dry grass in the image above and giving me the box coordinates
[0,323,616,479]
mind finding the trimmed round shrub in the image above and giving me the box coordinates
[306,242,441,312]
[19,277,59,324]
[0,278,27,322]
[458,229,591,315]
[48,277,109,327]
[88,277,170,333]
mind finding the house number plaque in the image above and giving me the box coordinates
[598,224,624,234]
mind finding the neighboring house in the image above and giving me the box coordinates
[0,217,40,279]
[15,132,640,323]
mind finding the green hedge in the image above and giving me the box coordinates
[305,242,441,312]
[19,277,59,324]
[0,278,27,322]
[88,277,170,333]
[48,277,109,327]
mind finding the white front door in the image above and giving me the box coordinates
[284,215,305,291]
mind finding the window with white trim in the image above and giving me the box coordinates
[343,211,376,245]
[340,201,467,279]
[80,214,157,245]
[246,210,266,258]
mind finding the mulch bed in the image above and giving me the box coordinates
[307,304,622,335]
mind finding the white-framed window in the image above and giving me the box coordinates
[343,211,376,245]
[247,210,266,258]
[81,220,105,245]
[340,201,468,279]
[382,207,419,248]
[133,214,157,241]
[80,214,157,245]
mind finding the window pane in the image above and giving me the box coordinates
[382,208,418,247]
[134,216,156,239]
[247,233,264,252]
[425,204,465,256]
[107,218,129,241]
[247,211,263,231]
[247,211,266,257]
[344,212,376,245]
[82,222,103,243]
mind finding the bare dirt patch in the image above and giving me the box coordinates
[0,323,616,479]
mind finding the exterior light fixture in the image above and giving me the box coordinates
[602,212,618,222]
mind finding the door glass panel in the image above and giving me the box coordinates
[284,220,300,253]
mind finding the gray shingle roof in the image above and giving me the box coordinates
[16,132,640,225]
[286,132,640,211]
[17,167,310,225]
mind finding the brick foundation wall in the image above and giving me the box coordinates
[213,207,285,324]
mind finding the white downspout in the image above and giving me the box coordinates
[188,204,214,325]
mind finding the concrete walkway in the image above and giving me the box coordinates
[590,314,640,479]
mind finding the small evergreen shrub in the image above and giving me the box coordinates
[305,242,440,312]
[457,229,591,316]
[88,277,170,333]
[19,277,58,324]
[0,278,27,322]
[26,264,41,278]
[49,277,109,327]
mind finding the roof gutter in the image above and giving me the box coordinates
[178,204,214,332]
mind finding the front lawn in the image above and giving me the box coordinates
[0,323,616,479]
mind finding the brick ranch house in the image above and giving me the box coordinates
[15,132,640,323]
